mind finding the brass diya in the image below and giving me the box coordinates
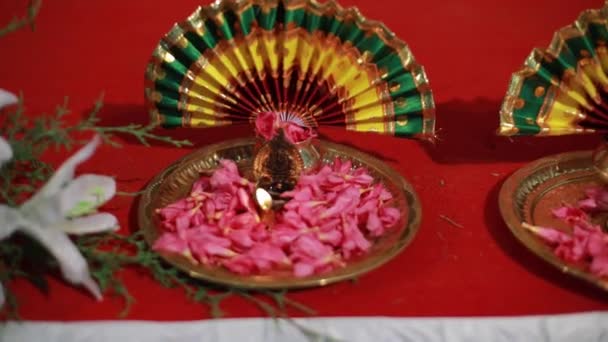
[140,0,430,289]
[138,138,421,289]
[499,150,608,291]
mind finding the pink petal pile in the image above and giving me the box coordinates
[153,158,401,277]
[526,187,608,277]
[254,111,317,144]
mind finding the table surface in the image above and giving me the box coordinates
[1,0,607,321]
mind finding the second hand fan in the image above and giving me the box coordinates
[499,2,608,293]
[500,4,608,137]
[144,0,435,139]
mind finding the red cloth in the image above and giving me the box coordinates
[1,0,607,320]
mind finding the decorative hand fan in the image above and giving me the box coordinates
[144,0,435,139]
[499,3,608,136]
[499,3,608,293]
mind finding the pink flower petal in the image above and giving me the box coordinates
[219,159,239,175]
[282,121,316,144]
[319,218,340,231]
[342,215,371,253]
[192,211,205,226]
[321,187,360,219]
[270,226,301,247]
[191,178,210,193]
[229,213,259,229]
[228,229,254,248]
[204,200,216,219]
[292,234,332,260]
[237,187,256,213]
[153,233,188,254]
[248,243,289,265]
[186,230,231,247]
[380,207,400,226]
[175,213,193,238]
[351,174,374,186]
[217,211,236,228]
[202,243,237,258]
[255,111,278,140]
[590,255,608,277]
[583,187,608,211]
[554,241,583,263]
[327,173,345,184]
[355,200,377,216]
[527,225,572,245]
[332,158,352,174]
[282,210,308,230]
[294,262,315,277]
[156,199,190,221]
[250,223,270,241]
[297,203,323,226]
[211,192,233,211]
[209,160,248,192]
[331,158,342,173]
[366,210,383,236]
[293,187,313,201]
[223,255,254,275]
[578,198,598,211]
[379,188,393,202]
[587,231,608,256]
[552,206,588,223]
[317,230,342,246]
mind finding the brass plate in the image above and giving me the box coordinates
[138,138,421,289]
[499,150,608,291]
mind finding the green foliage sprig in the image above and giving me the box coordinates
[0,95,191,206]
[76,232,317,320]
[0,0,42,38]
[0,93,192,316]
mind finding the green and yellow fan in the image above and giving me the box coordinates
[145,0,435,139]
[500,2,608,136]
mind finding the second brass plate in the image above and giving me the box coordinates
[138,138,421,289]
[499,150,608,291]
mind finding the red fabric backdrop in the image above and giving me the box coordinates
[1,0,608,320]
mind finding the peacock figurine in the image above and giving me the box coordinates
[144,0,435,141]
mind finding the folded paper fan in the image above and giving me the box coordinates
[145,0,435,139]
[499,3,608,136]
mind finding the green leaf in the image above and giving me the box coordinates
[193,288,207,302]
[91,266,113,291]
[0,0,42,37]
[25,273,49,294]
[113,280,135,318]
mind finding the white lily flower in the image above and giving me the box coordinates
[0,137,11,168]
[0,88,17,110]
[0,89,17,167]
[0,134,119,307]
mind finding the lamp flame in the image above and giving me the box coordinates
[255,188,273,211]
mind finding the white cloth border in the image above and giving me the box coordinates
[1,312,607,342]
